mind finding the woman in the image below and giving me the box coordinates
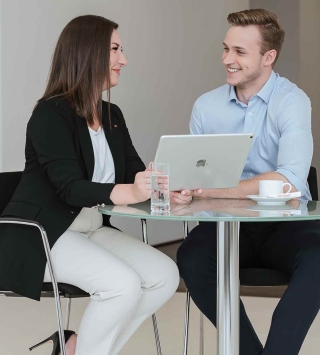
[0,15,192,355]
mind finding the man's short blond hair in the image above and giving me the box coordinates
[227,9,285,66]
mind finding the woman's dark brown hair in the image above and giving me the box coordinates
[39,15,118,126]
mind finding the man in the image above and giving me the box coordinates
[177,8,320,355]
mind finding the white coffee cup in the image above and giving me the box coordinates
[259,180,292,197]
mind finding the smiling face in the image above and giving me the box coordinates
[222,25,273,90]
[106,30,127,89]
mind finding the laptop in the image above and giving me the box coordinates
[154,134,253,191]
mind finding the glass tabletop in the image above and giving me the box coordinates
[98,199,320,222]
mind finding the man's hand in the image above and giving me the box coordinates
[192,172,297,199]
[170,190,193,204]
[170,189,201,204]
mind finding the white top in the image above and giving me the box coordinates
[88,126,115,184]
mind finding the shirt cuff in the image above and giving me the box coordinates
[276,168,307,196]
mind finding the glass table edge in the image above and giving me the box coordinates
[98,207,320,222]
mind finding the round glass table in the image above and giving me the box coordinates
[99,198,320,355]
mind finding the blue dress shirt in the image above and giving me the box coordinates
[190,71,313,200]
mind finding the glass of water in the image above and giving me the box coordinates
[151,163,170,212]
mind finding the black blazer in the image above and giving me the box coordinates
[0,97,145,300]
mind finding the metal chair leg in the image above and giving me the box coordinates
[194,221,204,355]
[141,219,162,355]
[152,313,162,355]
[183,290,191,355]
[199,312,204,355]
[0,219,66,355]
[183,220,189,239]
[182,220,190,355]
[64,297,71,330]
[42,228,67,355]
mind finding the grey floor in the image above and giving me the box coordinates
[0,292,319,355]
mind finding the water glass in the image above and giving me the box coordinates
[151,163,170,212]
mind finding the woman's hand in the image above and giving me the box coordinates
[170,190,194,204]
[132,164,152,202]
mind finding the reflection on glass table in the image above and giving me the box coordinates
[100,198,319,222]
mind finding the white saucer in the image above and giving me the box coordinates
[246,195,294,206]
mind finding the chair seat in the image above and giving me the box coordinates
[240,268,291,286]
[0,270,294,294]
[42,282,89,298]
[0,283,89,298]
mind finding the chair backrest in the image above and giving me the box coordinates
[0,171,23,215]
[308,166,318,200]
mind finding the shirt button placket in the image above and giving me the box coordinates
[244,111,253,133]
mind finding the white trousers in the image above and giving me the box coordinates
[44,208,180,355]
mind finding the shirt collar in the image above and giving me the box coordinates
[256,71,277,103]
[228,71,278,104]
[229,85,238,102]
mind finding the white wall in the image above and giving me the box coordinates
[0,0,249,244]
[299,0,320,185]
[0,0,3,171]
[250,0,300,84]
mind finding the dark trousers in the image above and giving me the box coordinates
[177,221,320,355]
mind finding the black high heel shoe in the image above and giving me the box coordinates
[29,330,75,355]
